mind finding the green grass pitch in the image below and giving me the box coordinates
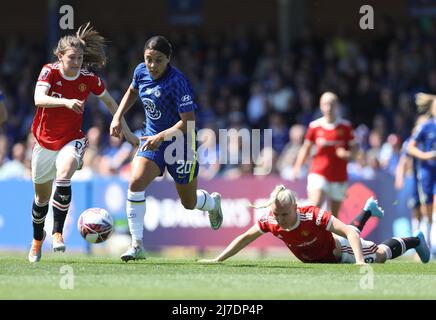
[1,254,436,299]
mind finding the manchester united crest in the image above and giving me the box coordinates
[79,83,87,92]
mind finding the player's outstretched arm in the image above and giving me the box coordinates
[161,110,195,138]
[198,225,263,263]
[328,218,365,265]
[336,142,357,161]
[407,139,436,161]
[103,87,139,146]
[110,85,139,138]
[139,111,195,152]
[34,85,84,113]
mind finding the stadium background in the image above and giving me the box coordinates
[0,0,434,255]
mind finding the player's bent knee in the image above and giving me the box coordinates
[56,172,72,180]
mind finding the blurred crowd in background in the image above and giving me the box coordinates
[0,18,435,182]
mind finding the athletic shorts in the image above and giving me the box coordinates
[416,168,435,205]
[31,137,88,184]
[407,175,422,210]
[307,173,347,201]
[136,136,199,185]
[337,235,378,264]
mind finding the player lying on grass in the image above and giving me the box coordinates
[198,185,430,265]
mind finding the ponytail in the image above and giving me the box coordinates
[250,185,297,209]
[54,22,107,69]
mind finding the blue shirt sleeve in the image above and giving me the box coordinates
[0,90,4,101]
[173,75,198,113]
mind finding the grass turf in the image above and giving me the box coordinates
[1,253,436,299]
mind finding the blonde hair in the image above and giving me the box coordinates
[251,185,297,209]
[415,92,436,115]
[320,91,339,103]
[53,22,107,69]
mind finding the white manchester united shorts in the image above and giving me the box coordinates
[32,137,88,184]
[307,173,348,201]
[337,235,378,264]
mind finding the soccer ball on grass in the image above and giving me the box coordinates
[77,208,114,243]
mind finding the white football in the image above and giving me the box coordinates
[77,208,114,243]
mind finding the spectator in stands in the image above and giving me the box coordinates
[277,124,306,180]
[197,129,221,180]
[0,142,28,179]
[99,135,134,176]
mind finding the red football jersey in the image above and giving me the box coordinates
[305,117,354,182]
[32,63,106,150]
[257,205,338,263]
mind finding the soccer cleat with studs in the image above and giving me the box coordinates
[28,231,46,263]
[414,230,430,263]
[208,192,223,230]
[120,243,146,262]
[363,196,384,219]
[52,232,66,252]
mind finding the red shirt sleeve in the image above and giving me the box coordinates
[311,206,333,230]
[305,125,315,142]
[257,213,271,233]
[89,74,106,97]
[36,65,55,88]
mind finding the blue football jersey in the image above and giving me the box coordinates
[132,63,198,136]
[411,118,436,171]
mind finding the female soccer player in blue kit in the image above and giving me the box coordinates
[408,98,436,255]
[110,36,223,262]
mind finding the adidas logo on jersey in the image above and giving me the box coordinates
[316,210,325,226]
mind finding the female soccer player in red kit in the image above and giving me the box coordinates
[292,92,355,217]
[198,185,430,265]
[28,23,138,262]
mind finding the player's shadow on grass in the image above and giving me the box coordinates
[216,263,313,269]
[194,261,314,269]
